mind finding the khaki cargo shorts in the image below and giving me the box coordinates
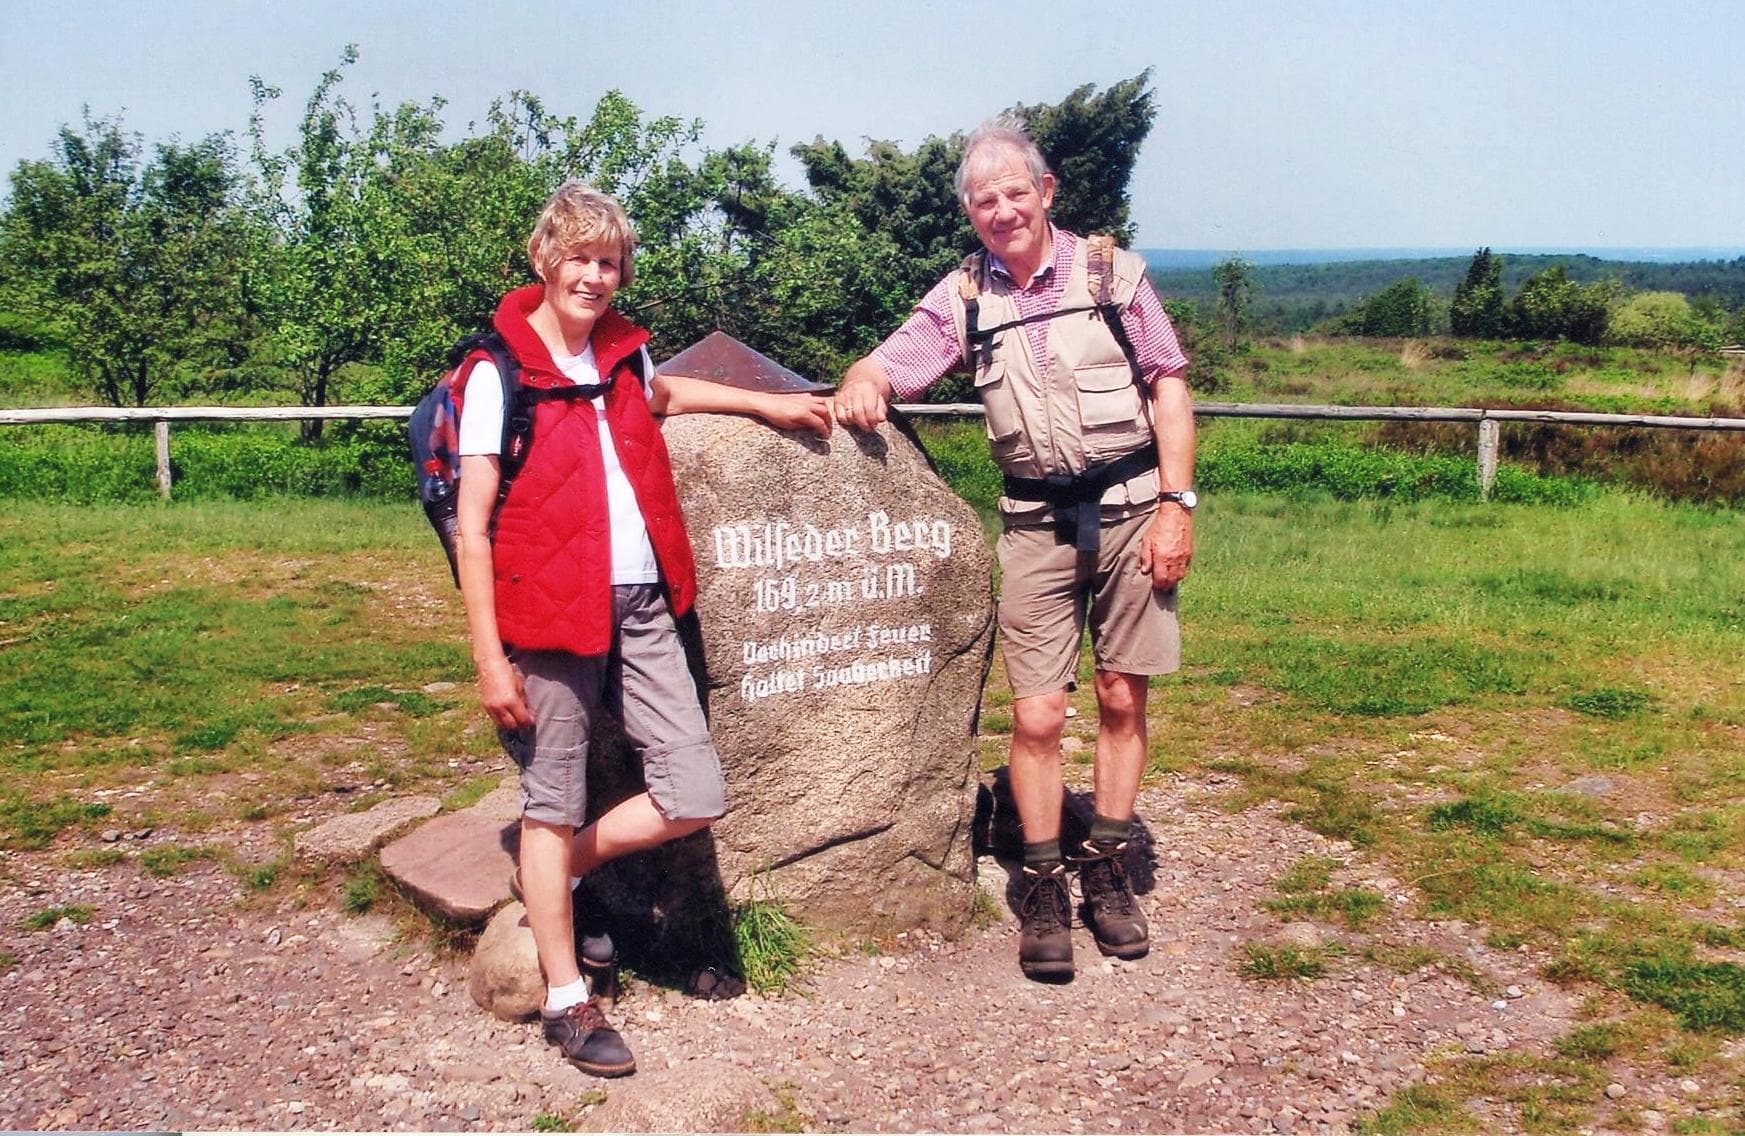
[500,585,727,828]
[996,508,1181,699]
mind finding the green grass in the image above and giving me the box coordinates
[1354,1084,1468,1135]
[0,500,473,843]
[1239,941,1341,980]
[140,843,222,877]
[343,863,383,915]
[20,904,94,931]
[732,889,810,995]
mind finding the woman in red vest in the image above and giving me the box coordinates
[454,183,832,1077]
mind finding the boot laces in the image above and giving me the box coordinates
[1078,842,1135,915]
[1019,865,1071,929]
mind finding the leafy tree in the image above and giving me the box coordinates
[1212,257,1254,350]
[249,50,719,417]
[1450,247,1505,338]
[1338,277,1432,337]
[1506,265,1615,344]
[791,72,1161,339]
[1012,70,1155,244]
[792,134,972,306]
[0,114,253,406]
[1606,291,1723,350]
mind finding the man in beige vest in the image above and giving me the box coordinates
[836,116,1195,982]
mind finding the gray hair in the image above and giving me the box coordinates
[955,115,1052,207]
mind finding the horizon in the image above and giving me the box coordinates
[1140,246,1745,269]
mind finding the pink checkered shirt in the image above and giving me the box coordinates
[871,228,1189,400]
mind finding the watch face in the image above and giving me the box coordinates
[1169,490,1198,510]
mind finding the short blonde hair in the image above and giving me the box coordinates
[526,182,638,287]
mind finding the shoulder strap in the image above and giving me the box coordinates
[1086,233,1116,306]
[1085,234,1144,389]
[958,257,987,368]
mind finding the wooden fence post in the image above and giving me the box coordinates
[1477,416,1499,501]
[154,420,172,499]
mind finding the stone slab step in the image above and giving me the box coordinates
[294,796,442,865]
[379,781,522,924]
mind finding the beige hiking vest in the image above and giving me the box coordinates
[948,234,1159,523]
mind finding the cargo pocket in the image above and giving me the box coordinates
[975,362,1032,465]
[1074,362,1144,432]
[974,363,1023,441]
[642,736,727,821]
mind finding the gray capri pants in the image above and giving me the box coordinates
[501,584,727,828]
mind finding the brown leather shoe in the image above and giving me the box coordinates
[1073,838,1149,959]
[1017,862,1075,982]
[542,996,635,1078]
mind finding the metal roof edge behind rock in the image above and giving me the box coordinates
[654,330,833,394]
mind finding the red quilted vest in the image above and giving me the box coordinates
[485,284,697,656]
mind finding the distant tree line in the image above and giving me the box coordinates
[0,52,1156,409]
[1158,249,1745,347]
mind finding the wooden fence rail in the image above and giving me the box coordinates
[6,402,1745,500]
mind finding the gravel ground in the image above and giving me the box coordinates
[1,773,1688,1134]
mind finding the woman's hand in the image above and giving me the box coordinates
[476,653,534,731]
[760,392,834,436]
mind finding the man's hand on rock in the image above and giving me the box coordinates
[834,359,893,432]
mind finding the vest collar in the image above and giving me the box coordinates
[492,283,649,387]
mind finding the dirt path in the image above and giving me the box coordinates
[0,774,1643,1134]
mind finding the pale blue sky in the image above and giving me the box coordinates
[3,0,1740,250]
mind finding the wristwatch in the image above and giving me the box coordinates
[1159,489,1198,511]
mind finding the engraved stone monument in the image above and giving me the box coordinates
[584,334,995,957]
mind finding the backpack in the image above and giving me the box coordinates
[409,330,644,586]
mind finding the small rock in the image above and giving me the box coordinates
[101,830,121,843]
[286,1102,305,1115]
[1563,774,1615,798]
[1505,985,1523,998]
[460,1105,481,1122]
[1641,1110,1665,1131]
[265,928,282,947]
[423,681,458,694]
[1277,922,1324,949]
[1678,1078,1700,1095]
[1605,1082,1627,1100]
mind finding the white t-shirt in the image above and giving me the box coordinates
[458,343,660,585]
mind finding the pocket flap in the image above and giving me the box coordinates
[1074,362,1135,393]
[973,361,1006,389]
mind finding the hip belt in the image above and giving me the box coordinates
[1000,443,1159,553]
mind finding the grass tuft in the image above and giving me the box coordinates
[140,843,222,878]
[732,889,809,995]
[20,904,94,931]
[1239,941,1340,980]
[1619,953,1745,1033]
[1355,1083,1466,1135]
[1562,687,1656,719]
[343,863,383,915]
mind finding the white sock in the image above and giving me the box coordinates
[542,975,590,1015]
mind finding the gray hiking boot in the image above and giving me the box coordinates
[1073,838,1149,959]
[541,996,635,1078]
[1017,862,1075,982]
